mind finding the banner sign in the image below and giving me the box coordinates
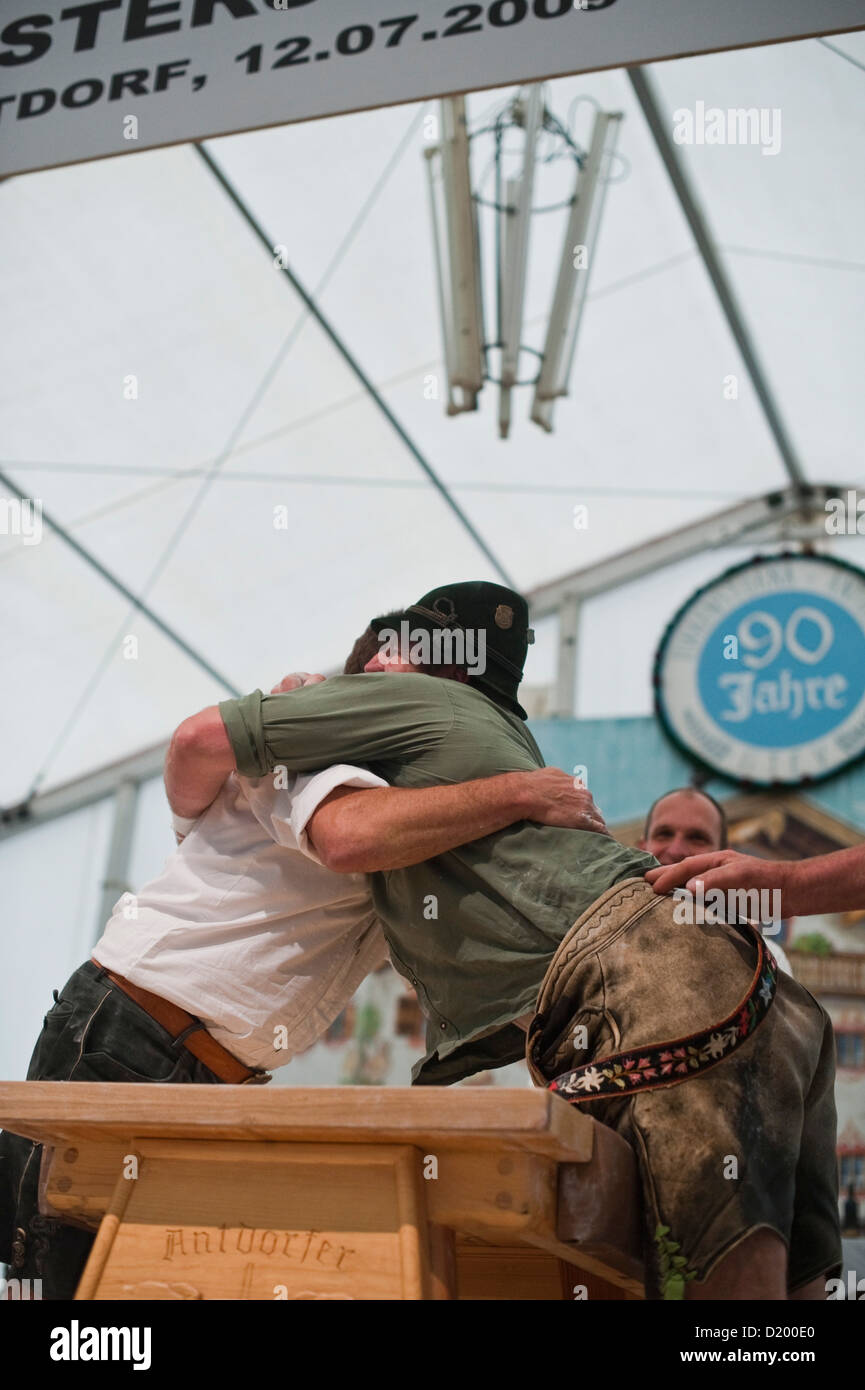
[654,555,865,787]
[2,0,865,176]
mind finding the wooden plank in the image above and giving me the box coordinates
[42,1142,566,1238]
[424,1149,644,1297]
[452,1235,641,1301]
[426,1149,557,1239]
[428,1224,457,1301]
[456,1237,564,1301]
[77,1141,430,1302]
[392,1146,428,1301]
[74,1169,136,1301]
[41,1138,644,1295]
[43,1140,643,1296]
[497,1227,643,1297]
[0,1083,594,1159]
[40,1142,136,1231]
[12,1083,646,1297]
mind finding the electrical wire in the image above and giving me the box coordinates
[11,224,855,530]
[0,467,747,501]
[717,244,865,274]
[6,223,857,527]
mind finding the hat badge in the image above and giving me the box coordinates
[494,604,514,630]
[432,596,459,626]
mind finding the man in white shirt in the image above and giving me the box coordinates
[93,758,391,1074]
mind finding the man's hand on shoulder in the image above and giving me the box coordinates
[519,769,609,834]
[270,673,326,693]
[645,850,787,899]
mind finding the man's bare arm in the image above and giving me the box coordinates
[164,706,235,820]
[307,769,608,873]
[163,675,325,822]
[645,845,865,917]
[164,680,607,865]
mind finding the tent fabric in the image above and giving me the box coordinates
[2,35,865,804]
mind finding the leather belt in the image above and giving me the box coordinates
[91,959,271,1086]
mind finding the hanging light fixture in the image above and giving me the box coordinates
[426,85,623,438]
[497,85,544,440]
[424,95,485,415]
[531,110,622,432]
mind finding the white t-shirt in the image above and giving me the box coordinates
[94,766,388,1068]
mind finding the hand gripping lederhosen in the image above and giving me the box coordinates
[525,878,842,1300]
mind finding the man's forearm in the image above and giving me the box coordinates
[164,706,236,819]
[307,769,604,873]
[646,843,865,918]
[308,775,534,872]
[783,846,865,916]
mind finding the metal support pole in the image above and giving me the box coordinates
[627,66,807,489]
[528,484,842,617]
[553,592,581,718]
[95,779,139,938]
[194,143,514,588]
[0,469,239,698]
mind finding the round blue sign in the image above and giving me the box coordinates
[655,556,865,786]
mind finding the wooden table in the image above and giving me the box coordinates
[0,1083,643,1301]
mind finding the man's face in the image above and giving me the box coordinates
[641,792,724,865]
[363,647,468,682]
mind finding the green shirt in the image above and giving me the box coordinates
[219,674,656,1084]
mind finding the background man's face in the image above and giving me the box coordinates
[641,791,724,865]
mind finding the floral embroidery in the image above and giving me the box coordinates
[570,1065,603,1093]
[547,942,778,1106]
[655,1223,698,1300]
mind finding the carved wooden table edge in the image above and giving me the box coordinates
[0,1082,645,1300]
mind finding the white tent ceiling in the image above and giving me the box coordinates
[2,33,865,804]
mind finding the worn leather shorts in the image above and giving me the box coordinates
[526,878,842,1299]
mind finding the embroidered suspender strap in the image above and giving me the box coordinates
[545,929,778,1106]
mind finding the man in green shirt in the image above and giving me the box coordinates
[172,580,840,1302]
[193,593,656,1087]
